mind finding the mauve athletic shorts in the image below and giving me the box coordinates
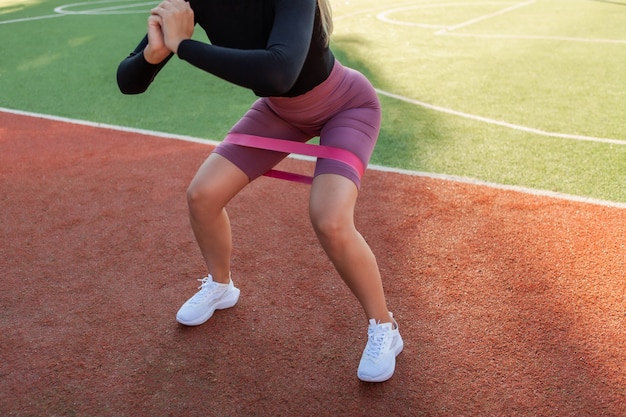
[213,60,381,189]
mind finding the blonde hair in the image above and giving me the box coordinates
[318,0,333,46]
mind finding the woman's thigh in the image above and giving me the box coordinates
[187,153,250,209]
[314,105,381,189]
[213,100,313,181]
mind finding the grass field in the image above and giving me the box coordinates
[1,0,625,202]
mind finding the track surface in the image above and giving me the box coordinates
[1,112,625,416]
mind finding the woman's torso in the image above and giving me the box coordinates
[188,0,334,97]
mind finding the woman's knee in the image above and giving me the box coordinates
[310,209,335,237]
[186,181,219,216]
[309,174,358,240]
[310,204,355,246]
[187,153,249,215]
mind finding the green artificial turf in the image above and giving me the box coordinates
[1,0,624,202]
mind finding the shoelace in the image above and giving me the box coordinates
[187,276,220,305]
[364,324,390,359]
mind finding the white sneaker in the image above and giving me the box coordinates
[176,274,240,326]
[357,312,403,382]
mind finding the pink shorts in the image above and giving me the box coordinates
[214,60,381,189]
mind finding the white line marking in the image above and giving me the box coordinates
[335,0,426,22]
[373,2,626,44]
[440,31,626,44]
[367,164,626,210]
[436,0,535,34]
[376,0,512,29]
[54,0,157,15]
[0,0,154,24]
[0,14,63,25]
[375,89,626,145]
[2,107,624,209]
[0,107,220,146]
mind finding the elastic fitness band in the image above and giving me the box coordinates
[224,133,365,185]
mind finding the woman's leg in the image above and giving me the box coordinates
[310,173,402,382]
[187,152,250,284]
[192,98,312,282]
[309,173,391,324]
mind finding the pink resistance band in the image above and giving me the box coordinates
[224,133,365,184]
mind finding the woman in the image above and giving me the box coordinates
[117,0,403,383]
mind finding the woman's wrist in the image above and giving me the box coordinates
[143,44,170,64]
[168,37,189,55]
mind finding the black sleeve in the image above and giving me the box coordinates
[177,0,316,97]
[116,35,174,95]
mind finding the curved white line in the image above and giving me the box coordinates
[54,0,157,15]
[440,31,626,44]
[377,1,521,28]
[375,89,626,145]
[0,14,63,24]
[0,1,153,23]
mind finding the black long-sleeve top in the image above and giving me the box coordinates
[116,0,335,97]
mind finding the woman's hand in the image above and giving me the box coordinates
[143,15,170,64]
[150,0,194,54]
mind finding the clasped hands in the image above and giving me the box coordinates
[144,0,194,64]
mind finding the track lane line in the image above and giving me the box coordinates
[2,107,624,209]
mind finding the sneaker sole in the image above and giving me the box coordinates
[357,335,404,383]
[176,287,240,326]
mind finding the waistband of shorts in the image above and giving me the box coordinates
[268,60,345,107]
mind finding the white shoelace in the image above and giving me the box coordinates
[187,276,222,305]
[364,323,390,359]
